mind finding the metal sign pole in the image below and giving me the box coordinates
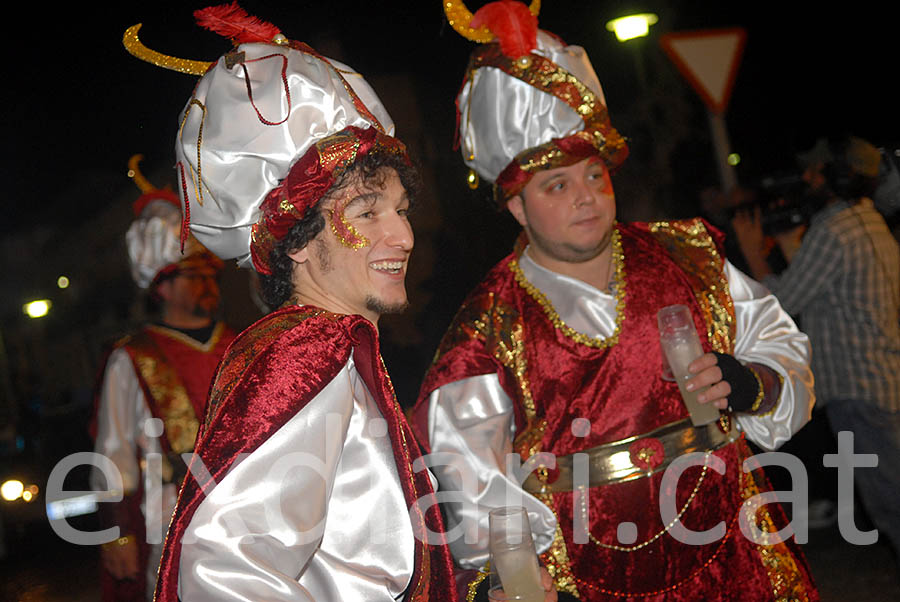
[707,111,737,194]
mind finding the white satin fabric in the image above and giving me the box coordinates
[177,352,414,601]
[177,43,395,268]
[90,348,178,599]
[426,247,813,568]
[426,374,558,570]
[126,200,203,289]
[458,31,608,183]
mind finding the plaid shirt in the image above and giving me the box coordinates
[764,198,900,411]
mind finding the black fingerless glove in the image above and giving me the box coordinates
[712,352,762,412]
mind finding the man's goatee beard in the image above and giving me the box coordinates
[365,296,409,317]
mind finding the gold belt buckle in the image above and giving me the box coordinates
[522,417,737,494]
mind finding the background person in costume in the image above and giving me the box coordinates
[412,2,818,599]
[90,155,235,601]
[123,4,459,600]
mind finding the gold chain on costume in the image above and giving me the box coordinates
[579,452,712,552]
[178,99,207,206]
[509,227,626,349]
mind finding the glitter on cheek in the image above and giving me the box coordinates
[327,200,370,250]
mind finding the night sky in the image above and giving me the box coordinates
[8,1,897,232]
[4,0,897,349]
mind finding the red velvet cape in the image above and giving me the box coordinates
[413,221,817,601]
[154,306,456,602]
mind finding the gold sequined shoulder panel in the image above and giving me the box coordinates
[123,332,198,454]
[646,219,736,354]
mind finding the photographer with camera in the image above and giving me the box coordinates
[733,135,900,575]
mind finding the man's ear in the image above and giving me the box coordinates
[286,246,310,265]
[507,195,528,228]
[154,280,173,303]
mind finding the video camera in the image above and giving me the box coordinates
[751,172,821,236]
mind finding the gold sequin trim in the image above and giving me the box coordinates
[123,24,212,76]
[648,220,735,354]
[465,563,490,602]
[740,442,812,601]
[126,332,203,455]
[438,293,539,421]
[509,227,626,349]
[749,367,766,412]
[443,0,542,44]
[538,495,581,598]
[757,372,784,418]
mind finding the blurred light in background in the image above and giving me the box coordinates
[46,492,100,519]
[23,299,52,318]
[728,153,741,166]
[606,14,659,42]
[57,275,70,289]
[2,479,25,501]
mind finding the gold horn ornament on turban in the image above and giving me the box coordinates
[122,24,213,76]
[444,0,541,43]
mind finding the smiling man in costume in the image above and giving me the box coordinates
[123,4,457,600]
[91,157,235,602]
[413,2,819,600]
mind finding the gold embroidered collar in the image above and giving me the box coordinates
[509,227,626,349]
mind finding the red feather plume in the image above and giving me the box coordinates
[194,2,281,45]
[471,0,538,59]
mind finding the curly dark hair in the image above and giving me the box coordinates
[258,149,420,309]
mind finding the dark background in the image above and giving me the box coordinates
[2,1,898,597]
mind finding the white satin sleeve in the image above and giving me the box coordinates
[726,261,815,450]
[426,374,558,570]
[90,347,160,496]
[177,353,414,601]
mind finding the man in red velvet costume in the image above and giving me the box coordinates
[413,2,819,600]
[122,5,466,601]
[91,158,235,601]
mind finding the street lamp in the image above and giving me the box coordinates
[606,13,659,42]
[606,13,659,91]
[23,299,51,319]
